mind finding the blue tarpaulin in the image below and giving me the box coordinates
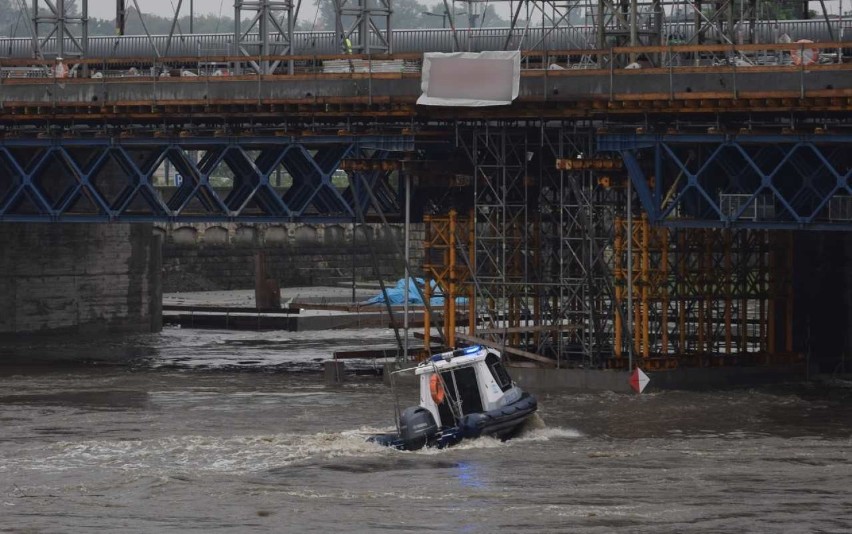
[362,278,467,306]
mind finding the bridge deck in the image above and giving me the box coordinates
[1,43,851,127]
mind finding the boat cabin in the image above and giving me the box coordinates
[414,346,523,429]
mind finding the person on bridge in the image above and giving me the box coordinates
[54,57,67,78]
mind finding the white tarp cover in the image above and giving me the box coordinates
[417,51,520,107]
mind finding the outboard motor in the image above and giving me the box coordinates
[398,406,438,451]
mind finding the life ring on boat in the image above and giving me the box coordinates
[429,374,445,404]
[791,39,819,66]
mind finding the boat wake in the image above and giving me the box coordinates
[19,428,395,475]
[405,414,582,452]
[14,418,581,476]
[513,413,583,441]
[23,422,582,475]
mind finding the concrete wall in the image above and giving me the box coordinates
[154,222,425,292]
[385,362,805,392]
[793,231,852,373]
[510,365,806,394]
[0,223,161,337]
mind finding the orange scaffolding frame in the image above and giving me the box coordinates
[422,209,473,352]
[613,223,796,369]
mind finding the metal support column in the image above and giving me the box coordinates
[32,0,88,59]
[333,0,393,54]
[234,0,295,75]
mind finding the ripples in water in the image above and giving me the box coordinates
[1,328,851,532]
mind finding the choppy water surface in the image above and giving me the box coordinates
[1,327,851,533]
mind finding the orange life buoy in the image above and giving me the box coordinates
[791,39,819,66]
[429,374,445,404]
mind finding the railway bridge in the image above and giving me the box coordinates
[2,0,852,382]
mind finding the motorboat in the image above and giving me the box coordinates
[370,345,538,451]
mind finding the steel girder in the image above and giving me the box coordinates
[0,135,411,223]
[599,133,852,230]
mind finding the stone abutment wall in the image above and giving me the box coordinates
[0,223,161,337]
[154,223,425,292]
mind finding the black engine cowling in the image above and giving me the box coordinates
[398,406,438,451]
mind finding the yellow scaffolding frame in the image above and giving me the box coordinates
[426,212,796,369]
[422,210,473,352]
[613,224,796,369]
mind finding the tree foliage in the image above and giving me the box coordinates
[1,0,30,37]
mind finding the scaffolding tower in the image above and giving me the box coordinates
[423,124,800,370]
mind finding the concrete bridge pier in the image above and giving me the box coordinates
[794,231,852,374]
[0,223,161,338]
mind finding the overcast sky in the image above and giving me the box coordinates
[85,0,847,23]
[86,0,321,21]
[83,0,524,29]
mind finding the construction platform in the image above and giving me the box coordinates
[1,43,852,126]
[162,287,425,332]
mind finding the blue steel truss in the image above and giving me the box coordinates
[0,135,412,223]
[599,133,852,230]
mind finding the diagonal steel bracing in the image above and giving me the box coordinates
[234,0,295,74]
[0,135,411,222]
[333,0,392,54]
[600,133,852,230]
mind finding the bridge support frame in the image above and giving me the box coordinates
[600,133,852,231]
[31,0,88,60]
[234,0,295,74]
[333,0,393,54]
[0,135,410,222]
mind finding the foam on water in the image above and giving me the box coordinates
[21,428,397,475]
[513,413,584,441]
[10,415,580,475]
[408,415,581,454]
[514,426,583,441]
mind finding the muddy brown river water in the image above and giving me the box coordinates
[1,327,851,533]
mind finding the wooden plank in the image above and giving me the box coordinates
[455,333,557,366]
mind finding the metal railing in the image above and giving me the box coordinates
[0,18,849,59]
